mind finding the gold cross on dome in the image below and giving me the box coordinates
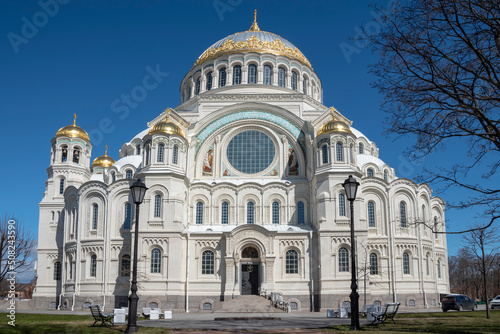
[105,145,108,155]
[73,113,77,125]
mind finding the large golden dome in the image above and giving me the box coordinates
[91,146,116,170]
[55,114,90,142]
[149,109,184,137]
[317,108,352,136]
[193,11,312,70]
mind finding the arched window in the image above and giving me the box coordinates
[53,261,61,280]
[400,201,407,227]
[157,143,164,163]
[297,201,305,225]
[403,252,410,275]
[59,178,65,195]
[206,72,212,91]
[248,64,257,84]
[196,201,203,224]
[302,76,308,94]
[233,65,242,85]
[263,65,272,85]
[90,254,97,277]
[368,201,375,227]
[322,144,328,164]
[221,201,229,224]
[370,253,378,275]
[136,145,141,155]
[367,168,374,177]
[51,211,55,221]
[291,71,298,90]
[111,172,116,182]
[350,144,354,164]
[145,145,151,165]
[121,254,131,276]
[124,203,132,229]
[426,254,430,275]
[202,250,214,275]
[339,247,349,272]
[286,250,298,274]
[154,195,162,218]
[195,77,200,95]
[150,248,161,273]
[92,204,98,230]
[336,142,344,161]
[434,217,439,239]
[339,194,346,216]
[272,201,280,224]
[218,67,226,87]
[422,205,426,223]
[278,67,286,87]
[61,146,68,162]
[73,148,80,163]
[172,145,179,164]
[126,170,133,179]
[359,143,364,154]
[437,259,441,278]
[383,170,388,182]
[247,201,255,224]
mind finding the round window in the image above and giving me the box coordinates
[226,130,275,174]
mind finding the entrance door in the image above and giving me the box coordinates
[241,264,259,295]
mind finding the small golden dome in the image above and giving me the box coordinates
[91,146,116,170]
[148,108,184,137]
[317,108,352,136]
[55,114,90,142]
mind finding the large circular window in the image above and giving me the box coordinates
[226,130,275,174]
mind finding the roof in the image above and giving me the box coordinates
[186,224,313,234]
[113,155,142,170]
[357,154,387,170]
[351,127,372,144]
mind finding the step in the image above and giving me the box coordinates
[214,295,286,313]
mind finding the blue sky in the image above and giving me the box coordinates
[0,0,493,280]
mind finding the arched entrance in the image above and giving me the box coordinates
[241,246,260,295]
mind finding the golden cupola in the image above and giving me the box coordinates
[55,114,90,142]
[317,108,352,136]
[91,146,116,170]
[148,109,184,137]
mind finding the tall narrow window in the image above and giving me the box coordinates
[202,250,214,274]
[322,144,328,164]
[278,67,285,87]
[90,254,97,277]
[437,259,441,278]
[150,248,161,274]
[434,217,438,239]
[272,201,279,224]
[370,253,378,275]
[219,67,226,87]
[92,204,98,230]
[263,65,272,85]
[221,201,229,224]
[172,145,179,164]
[336,142,343,161]
[136,145,141,155]
[286,250,298,274]
[53,261,61,280]
[154,195,162,218]
[73,148,80,163]
[157,143,164,162]
[145,145,151,165]
[302,77,308,94]
[206,72,212,91]
[61,146,68,162]
[297,201,305,225]
[359,143,364,154]
[196,201,203,224]
[422,205,426,224]
[426,254,430,276]
[339,247,349,272]
[233,65,242,85]
[248,64,257,84]
[339,194,346,216]
[121,254,131,276]
[367,168,374,177]
[247,201,255,224]
[59,178,65,195]
[350,144,354,164]
[368,201,375,227]
[126,170,133,179]
[291,71,298,90]
[383,170,388,182]
[403,252,410,275]
[400,201,407,227]
[124,203,132,229]
[111,172,116,182]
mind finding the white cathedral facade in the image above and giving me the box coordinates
[34,15,450,312]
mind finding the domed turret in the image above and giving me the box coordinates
[317,108,352,136]
[55,114,90,142]
[91,145,116,171]
[148,108,184,137]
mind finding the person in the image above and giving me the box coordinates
[202,148,214,175]
[288,148,298,175]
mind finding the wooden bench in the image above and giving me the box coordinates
[89,304,114,327]
[370,302,401,325]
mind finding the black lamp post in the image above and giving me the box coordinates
[126,179,148,333]
[342,175,360,330]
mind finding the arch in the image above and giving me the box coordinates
[72,146,81,163]
[248,64,257,84]
[125,169,133,179]
[336,142,344,161]
[339,193,346,217]
[195,77,201,95]
[172,145,179,164]
[91,204,99,230]
[302,75,308,94]
[157,143,165,163]
[153,194,162,218]
[206,71,213,91]
[232,65,242,85]
[221,201,229,224]
[89,254,97,277]
[321,143,329,164]
[291,71,298,90]
[369,253,379,275]
[59,177,65,195]
[61,145,68,162]
[201,250,214,275]
[339,247,349,272]
[383,170,388,182]
[241,246,259,259]
[247,201,255,224]
[368,201,375,227]
[196,201,204,224]
[272,201,280,224]
[400,201,407,227]
[359,143,364,154]
[367,168,374,177]
[278,67,286,87]
[285,249,299,274]
[297,201,305,225]
[218,67,227,87]
[150,248,162,273]
[403,251,410,275]
[263,64,272,85]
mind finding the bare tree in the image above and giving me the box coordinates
[0,214,36,284]
[365,0,500,232]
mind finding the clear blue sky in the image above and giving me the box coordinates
[0,0,492,276]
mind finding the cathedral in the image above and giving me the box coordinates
[34,13,450,312]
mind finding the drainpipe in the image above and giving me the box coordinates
[309,231,314,311]
[185,232,190,313]
[59,209,68,310]
[417,206,428,308]
[102,198,110,310]
[72,204,81,311]
[386,189,397,302]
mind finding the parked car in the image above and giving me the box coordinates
[442,294,477,312]
[490,295,500,309]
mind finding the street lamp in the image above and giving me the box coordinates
[342,175,360,330]
[126,178,148,333]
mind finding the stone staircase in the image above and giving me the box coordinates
[215,295,285,313]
